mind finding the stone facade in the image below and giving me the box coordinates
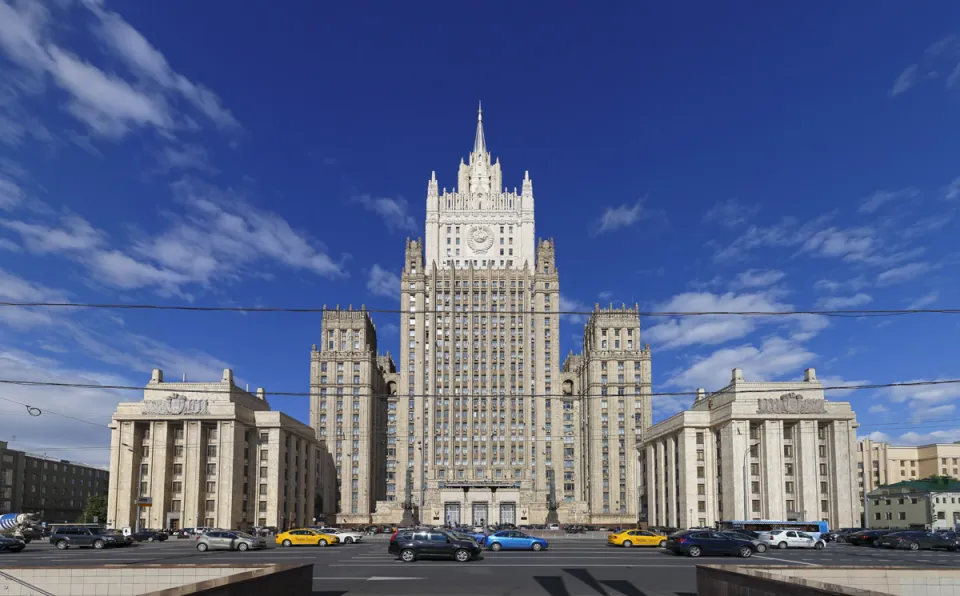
[866,479,960,530]
[640,368,860,530]
[309,307,394,524]
[0,441,108,522]
[107,369,323,532]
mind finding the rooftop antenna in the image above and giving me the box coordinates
[182,373,186,382]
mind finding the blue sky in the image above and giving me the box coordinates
[1,0,960,465]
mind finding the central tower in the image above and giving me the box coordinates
[423,104,536,271]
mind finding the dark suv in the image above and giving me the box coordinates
[50,527,133,550]
[389,529,482,562]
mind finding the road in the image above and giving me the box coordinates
[4,536,960,595]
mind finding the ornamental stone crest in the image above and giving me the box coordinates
[757,392,826,415]
[142,394,209,416]
[467,225,494,254]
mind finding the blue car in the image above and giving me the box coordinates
[484,530,548,551]
[664,530,755,558]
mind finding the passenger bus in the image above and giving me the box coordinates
[718,520,829,539]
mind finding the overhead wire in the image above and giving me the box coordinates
[0,300,959,318]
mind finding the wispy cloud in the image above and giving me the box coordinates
[559,294,589,325]
[591,198,649,236]
[664,335,815,391]
[868,404,888,414]
[731,269,784,289]
[859,188,918,213]
[353,195,417,234]
[0,174,23,209]
[702,198,759,228]
[366,264,400,299]
[876,262,934,286]
[815,293,872,310]
[907,291,939,310]
[890,35,960,97]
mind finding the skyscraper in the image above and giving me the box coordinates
[312,107,652,526]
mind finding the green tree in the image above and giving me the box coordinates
[77,494,107,523]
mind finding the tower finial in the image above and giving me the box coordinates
[473,101,486,157]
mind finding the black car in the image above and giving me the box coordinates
[664,530,756,558]
[132,530,168,542]
[388,529,482,562]
[0,537,25,553]
[845,529,892,546]
[50,527,133,550]
[876,531,960,551]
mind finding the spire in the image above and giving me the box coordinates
[473,101,486,157]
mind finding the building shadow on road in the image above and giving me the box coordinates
[533,567,695,596]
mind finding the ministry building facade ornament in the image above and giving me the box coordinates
[757,392,827,415]
[142,394,210,416]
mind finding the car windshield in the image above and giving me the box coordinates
[234,532,255,539]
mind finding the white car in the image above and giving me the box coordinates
[314,527,363,544]
[757,530,825,550]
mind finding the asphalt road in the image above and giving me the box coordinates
[4,537,960,595]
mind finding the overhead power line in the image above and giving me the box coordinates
[0,300,957,318]
[0,377,955,399]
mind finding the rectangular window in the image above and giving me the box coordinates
[784,445,793,457]
[205,464,216,476]
[786,499,795,512]
[205,499,215,512]
[206,481,216,493]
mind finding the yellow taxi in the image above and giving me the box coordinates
[276,528,340,547]
[607,529,668,548]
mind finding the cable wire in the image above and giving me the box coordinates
[1,300,958,318]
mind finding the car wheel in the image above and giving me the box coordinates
[93,540,105,550]
[318,539,328,547]
[148,537,155,542]
[909,542,920,551]
[238,543,249,552]
[622,540,632,548]
[659,540,667,548]
[400,548,416,562]
[282,539,292,547]
[455,549,470,562]
[814,542,825,551]
[738,546,753,558]
[55,540,68,550]
[688,546,701,558]
[532,542,543,551]
[197,543,208,552]
[778,541,788,550]
[490,542,502,551]
[344,537,353,544]
[756,544,767,553]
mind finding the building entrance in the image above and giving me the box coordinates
[444,503,461,526]
[499,502,516,525]
[472,502,488,526]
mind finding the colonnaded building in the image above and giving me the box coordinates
[310,108,653,526]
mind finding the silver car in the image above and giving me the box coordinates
[196,530,266,552]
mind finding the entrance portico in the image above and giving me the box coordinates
[435,481,520,526]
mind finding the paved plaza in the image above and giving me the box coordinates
[4,536,960,595]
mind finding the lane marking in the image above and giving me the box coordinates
[755,555,819,566]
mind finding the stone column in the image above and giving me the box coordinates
[762,420,784,520]
[666,436,677,527]
[796,420,819,521]
[184,420,203,529]
[655,441,666,525]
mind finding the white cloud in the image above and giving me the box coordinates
[591,199,648,236]
[859,188,918,213]
[907,291,938,310]
[868,404,888,414]
[876,262,933,286]
[0,174,23,209]
[815,293,872,310]
[802,226,877,262]
[813,277,869,294]
[645,291,790,350]
[366,265,400,299]
[912,404,956,423]
[559,294,589,325]
[895,429,960,446]
[46,46,172,138]
[83,0,239,131]
[0,0,52,72]
[0,268,67,328]
[353,195,417,234]
[890,35,960,97]
[890,64,921,97]
[817,376,870,398]
[2,181,346,296]
[158,144,212,173]
[863,431,892,443]
[710,215,830,263]
[664,336,815,391]
[731,269,784,289]
[944,177,960,201]
[597,291,613,300]
[702,198,759,228]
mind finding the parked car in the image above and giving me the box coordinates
[546,523,560,531]
[756,530,826,550]
[196,530,265,552]
[664,530,756,558]
[607,529,667,548]
[718,531,768,554]
[388,529,482,562]
[564,525,587,534]
[845,529,893,546]
[50,527,133,550]
[0,537,25,553]
[876,531,960,551]
[313,527,363,544]
[132,530,168,543]
[275,529,339,547]
[484,530,548,551]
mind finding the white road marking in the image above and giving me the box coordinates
[755,555,819,566]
